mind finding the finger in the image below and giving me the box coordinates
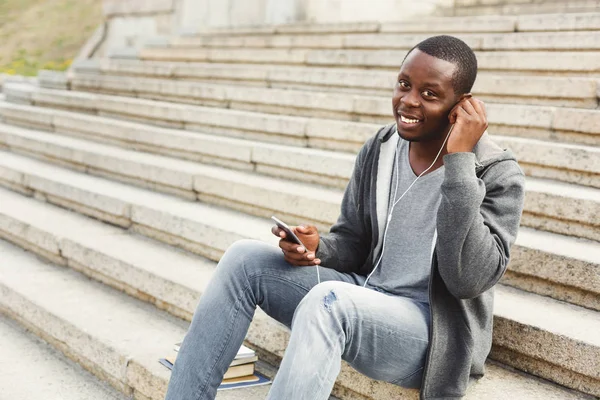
[296,225,308,233]
[456,106,470,118]
[278,240,304,253]
[271,226,285,238]
[295,224,316,235]
[284,255,320,267]
[278,239,296,251]
[449,108,458,124]
[448,103,462,124]
[282,248,315,261]
[461,99,476,115]
[281,248,314,260]
[470,98,486,118]
[448,102,461,118]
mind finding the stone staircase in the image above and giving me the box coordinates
[0,316,126,400]
[450,0,600,16]
[0,10,599,400]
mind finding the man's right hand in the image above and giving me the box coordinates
[271,224,321,266]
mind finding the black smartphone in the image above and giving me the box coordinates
[271,216,305,247]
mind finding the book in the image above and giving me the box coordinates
[230,355,258,366]
[217,372,271,391]
[223,363,255,380]
[221,374,260,385]
[159,356,255,379]
[174,342,256,360]
[235,344,256,359]
[160,342,270,390]
[158,361,270,391]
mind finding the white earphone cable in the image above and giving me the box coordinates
[360,124,454,288]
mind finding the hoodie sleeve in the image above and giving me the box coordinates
[315,138,373,274]
[435,152,526,299]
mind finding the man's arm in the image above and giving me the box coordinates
[435,152,525,299]
[316,138,373,273]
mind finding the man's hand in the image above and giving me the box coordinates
[271,224,321,266]
[447,96,488,154]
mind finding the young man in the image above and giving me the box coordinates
[165,35,525,400]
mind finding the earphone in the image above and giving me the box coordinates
[314,124,455,286]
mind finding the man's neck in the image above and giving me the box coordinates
[407,133,450,176]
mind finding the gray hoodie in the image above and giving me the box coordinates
[316,124,526,399]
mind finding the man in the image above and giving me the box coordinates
[165,35,525,400]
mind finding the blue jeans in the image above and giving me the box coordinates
[165,240,430,400]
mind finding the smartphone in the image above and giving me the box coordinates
[271,216,305,247]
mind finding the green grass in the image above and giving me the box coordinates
[0,0,103,76]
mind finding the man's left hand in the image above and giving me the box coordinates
[447,96,488,154]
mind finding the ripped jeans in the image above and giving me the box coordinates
[164,240,430,400]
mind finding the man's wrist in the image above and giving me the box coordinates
[447,145,474,154]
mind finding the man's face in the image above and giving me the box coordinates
[392,49,461,142]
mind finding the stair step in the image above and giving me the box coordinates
[515,12,600,32]
[494,136,600,189]
[452,0,600,16]
[3,85,600,186]
[520,176,600,243]
[492,285,600,396]
[185,12,600,35]
[8,97,600,199]
[0,123,342,229]
[0,145,278,261]
[167,31,600,52]
[72,58,600,109]
[0,149,597,311]
[510,227,600,311]
[68,67,600,111]
[0,188,597,398]
[0,316,126,400]
[0,100,356,190]
[134,46,600,76]
[0,240,272,400]
[0,122,598,243]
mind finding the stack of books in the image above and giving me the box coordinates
[159,342,271,391]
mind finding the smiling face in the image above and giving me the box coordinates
[392,49,461,142]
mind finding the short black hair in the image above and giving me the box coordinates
[404,35,478,95]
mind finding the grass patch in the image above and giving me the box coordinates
[0,0,103,76]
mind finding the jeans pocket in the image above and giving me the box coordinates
[391,367,424,389]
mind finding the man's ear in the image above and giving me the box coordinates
[448,93,473,123]
[458,92,473,103]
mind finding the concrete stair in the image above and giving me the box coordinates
[451,0,600,16]
[120,14,600,77]
[0,316,127,400]
[71,57,600,109]
[0,147,597,310]
[70,63,600,109]
[134,46,600,76]
[3,85,600,190]
[163,31,600,53]
[0,9,598,400]
[0,236,273,400]
[0,182,597,399]
[0,119,598,244]
[189,12,600,34]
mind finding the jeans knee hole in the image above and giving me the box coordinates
[322,290,337,312]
